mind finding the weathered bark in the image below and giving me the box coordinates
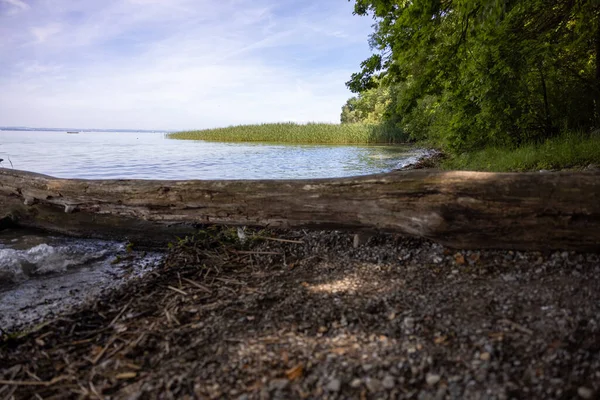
[1,168,599,251]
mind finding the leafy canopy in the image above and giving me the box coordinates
[345,0,600,152]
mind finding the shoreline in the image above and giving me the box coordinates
[2,228,598,399]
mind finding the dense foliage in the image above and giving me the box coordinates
[340,80,392,124]
[345,0,600,152]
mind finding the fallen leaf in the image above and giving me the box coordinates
[285,364,304,380]
[549,340,562,350]
[281,350,289,364]
[434,336,447,345]
[90,345,103,357]
[454,253,466,265]
[331,347,347,355]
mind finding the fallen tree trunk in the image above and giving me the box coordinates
[1,168,599,250]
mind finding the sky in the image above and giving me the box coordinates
[0,0,375,130]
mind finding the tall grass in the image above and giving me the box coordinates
[168,122,407,144]
[441,131,600,172]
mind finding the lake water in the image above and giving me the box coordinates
[0,130,423,180]
[0,228,160,331]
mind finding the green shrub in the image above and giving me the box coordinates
[441,131,600,172]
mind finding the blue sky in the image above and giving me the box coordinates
[0,0,374,130]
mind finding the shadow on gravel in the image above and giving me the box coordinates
[1,229,599,399]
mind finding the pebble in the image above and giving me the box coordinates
[403,317,415,329]
[268,379,289,391]
[366,378,383,393]
[577,387,594,399]
[382,375,395,389]
[326,378,341,392]
[426,373,441,386]
[350,378,362,388]
[435,386,447,400]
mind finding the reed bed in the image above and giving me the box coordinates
[168,122,405,144]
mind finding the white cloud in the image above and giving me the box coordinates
[2,0,30,13]
[0,0,374,130]
[30,23,61,43]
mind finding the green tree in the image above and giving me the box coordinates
[340,82,392,124]
[348,0,600,152]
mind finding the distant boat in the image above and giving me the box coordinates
[66,131,80,134]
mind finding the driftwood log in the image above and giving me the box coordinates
[0,168,599,251]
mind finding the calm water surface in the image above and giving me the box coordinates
[0,130,422,180]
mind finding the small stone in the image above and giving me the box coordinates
[382,375,395,389]
[237,395,249,400]
[403,317,415,329]
[353,233,372,248]
[479,352,491,361]
[426,373,441,386]
[366,378,382,393]
[350,378,362,388]
[434,386,447,400]
[577,387,594,399]
[268,379,289,391]
[536,256,544,264]
[326,378,341,392]
[432,256,443,264]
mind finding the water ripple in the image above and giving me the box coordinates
[0,131,420,180]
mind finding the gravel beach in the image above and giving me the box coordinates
[1,228,599,399]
